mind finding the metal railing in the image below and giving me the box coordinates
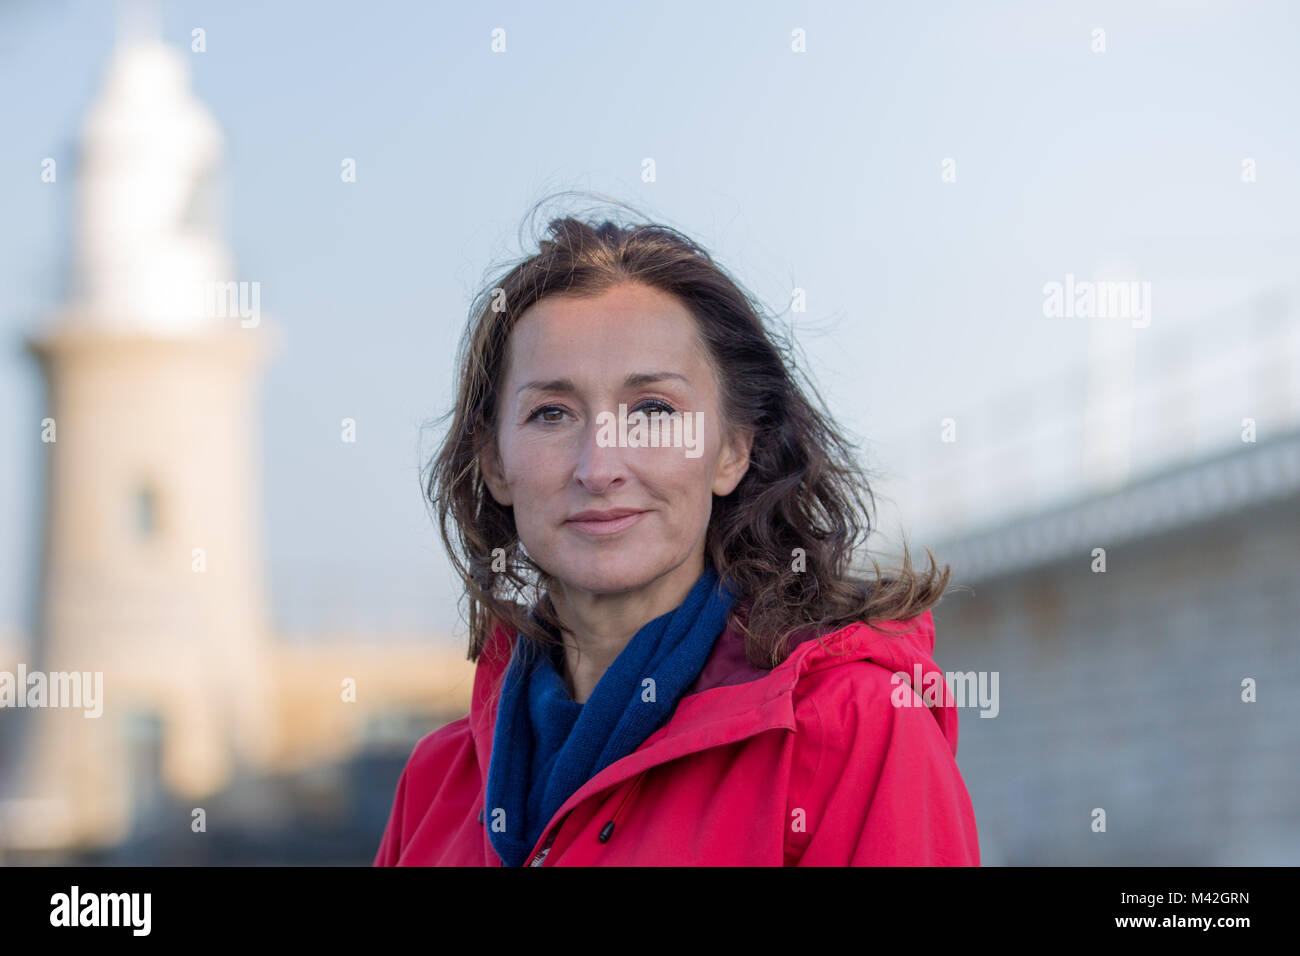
[871,284,1300,546]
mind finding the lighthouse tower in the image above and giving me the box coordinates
[18,35,280,850]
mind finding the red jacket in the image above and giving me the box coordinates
[373,608,980,866]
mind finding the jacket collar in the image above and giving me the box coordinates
[468,607,943,831]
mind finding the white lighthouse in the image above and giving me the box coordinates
[16,33,280,849]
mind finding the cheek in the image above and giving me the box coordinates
[643,453,717,519]
[499,435,570,535]
[500,432,563,488]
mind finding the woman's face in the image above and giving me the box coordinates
[480,281,752,600]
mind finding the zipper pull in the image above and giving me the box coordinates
[526,807,573,866]
[527,825,561,866]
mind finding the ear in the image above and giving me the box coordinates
[711,426,754,497]
[479,439,514,507]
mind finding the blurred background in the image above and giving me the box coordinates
[1,0,1297,864]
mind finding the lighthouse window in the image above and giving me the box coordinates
[135,485,157,538]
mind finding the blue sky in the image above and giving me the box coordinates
[2,0,1298,640]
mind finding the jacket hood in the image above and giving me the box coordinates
[467,606,957,790]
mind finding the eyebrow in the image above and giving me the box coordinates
[515,371,691,396]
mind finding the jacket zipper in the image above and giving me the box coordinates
[524,771,648,866]
[526,817,565,867]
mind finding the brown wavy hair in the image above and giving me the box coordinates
[424,194,950,669]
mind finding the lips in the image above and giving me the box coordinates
[564,508,648,536]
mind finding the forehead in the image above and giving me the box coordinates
[507,284,706,374]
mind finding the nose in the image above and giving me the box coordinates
[572,415,628,494]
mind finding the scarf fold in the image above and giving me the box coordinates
[486,564,737,867]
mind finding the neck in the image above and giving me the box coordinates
[549,553,706,704]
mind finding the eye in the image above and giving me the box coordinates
[631,399,678,417]
[526,404,569,424]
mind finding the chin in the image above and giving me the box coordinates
[549,555,664,596]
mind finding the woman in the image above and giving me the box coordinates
[374,204,980,866]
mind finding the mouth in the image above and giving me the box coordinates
[564,509,648,537]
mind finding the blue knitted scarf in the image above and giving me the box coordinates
[486,565,736,867]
